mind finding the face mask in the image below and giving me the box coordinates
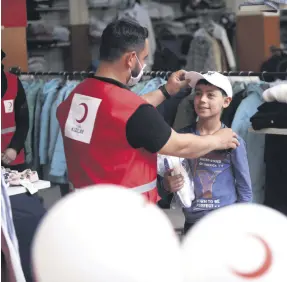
[127,55,146,87]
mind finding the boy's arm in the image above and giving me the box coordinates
[230,137,253,203]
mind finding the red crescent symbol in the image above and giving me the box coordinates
[76,103,88,123]
[230,234,272,279]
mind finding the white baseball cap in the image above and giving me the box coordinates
[185,71,233,98]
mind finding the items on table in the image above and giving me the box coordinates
[2,167,39,186]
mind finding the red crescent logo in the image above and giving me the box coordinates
[76,103,88,123]
[230,234,273,279]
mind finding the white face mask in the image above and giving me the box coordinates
[127,55,146,87]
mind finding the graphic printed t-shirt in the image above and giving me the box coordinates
[181,124,252,224]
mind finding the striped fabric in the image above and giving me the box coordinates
[1,173,26,282]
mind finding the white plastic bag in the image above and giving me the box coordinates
[157,154,195,208]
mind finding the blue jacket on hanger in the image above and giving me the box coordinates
[22,80,44,164]
[49,81,79,180]
[231,83,266,204]
[39,78,62,165]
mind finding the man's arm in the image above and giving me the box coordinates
[8,79,29,153]
[230,138,253,203]
[126,105,239,159]
[141,70,189,107]
[141,89,166,107]
[159,129,219,159]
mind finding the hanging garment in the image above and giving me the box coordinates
[260,53,287,82]
[41,81,77,185]
[212,22,236,70]
[57,78,159,203]
[232,83,266,204]
[1,73,25,165]
[49,81,79,182]
[48,81,79,164]
[39,78,62,165]
[23,80,44,164]
[118,3,156,70]
[131,80,150,95]
[142,1,175,20]
[157,88,191,127]
[1,174,26,282]
[217,39,229,71]
[264,134,287,215]
[221,82,247,127]
[33,88,44,171]
[186,28,217,72]
[152,44,183,72]
[250,102,287,130]
[134,77,166,96]
[212,38,222,71]
[172,94,197,131]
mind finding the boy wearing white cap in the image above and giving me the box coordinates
[164,71,253,233]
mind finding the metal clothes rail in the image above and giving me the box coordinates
[9,68,287,80]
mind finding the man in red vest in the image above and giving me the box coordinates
[2,49,47,282]
[57,19,239,203]
[1,50,29,170]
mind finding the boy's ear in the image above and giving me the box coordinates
[223,97,232,109]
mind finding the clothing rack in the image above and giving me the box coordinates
[9,68,287,80]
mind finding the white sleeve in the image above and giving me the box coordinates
[213,24,236,70]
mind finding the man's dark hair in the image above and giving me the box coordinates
[99,19,149,62]
[196,79,227,97]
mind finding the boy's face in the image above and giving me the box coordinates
[194,84,232,119]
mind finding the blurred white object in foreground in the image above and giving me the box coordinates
[182,203,287,282]
[32,185,182,282]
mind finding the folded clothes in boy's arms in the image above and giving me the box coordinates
[157,154,195,208]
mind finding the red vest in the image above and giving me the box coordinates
[57,78,159,203]
[1,72,25,165]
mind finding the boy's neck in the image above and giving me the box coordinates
[197,117,222,135]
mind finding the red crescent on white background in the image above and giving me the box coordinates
[76,103,88,123]
[230,234,272,279]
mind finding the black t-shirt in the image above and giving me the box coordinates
[93,76,172,154]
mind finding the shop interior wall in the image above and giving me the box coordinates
[5,0,281,72]
[27,0,184,72]
[29,1,70,71]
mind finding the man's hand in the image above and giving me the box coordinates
[163,169,184,193]
[212,128,240,150]
[165,70,190,96]
[2,148,17,165]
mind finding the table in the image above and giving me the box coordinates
[8,180,51,196]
